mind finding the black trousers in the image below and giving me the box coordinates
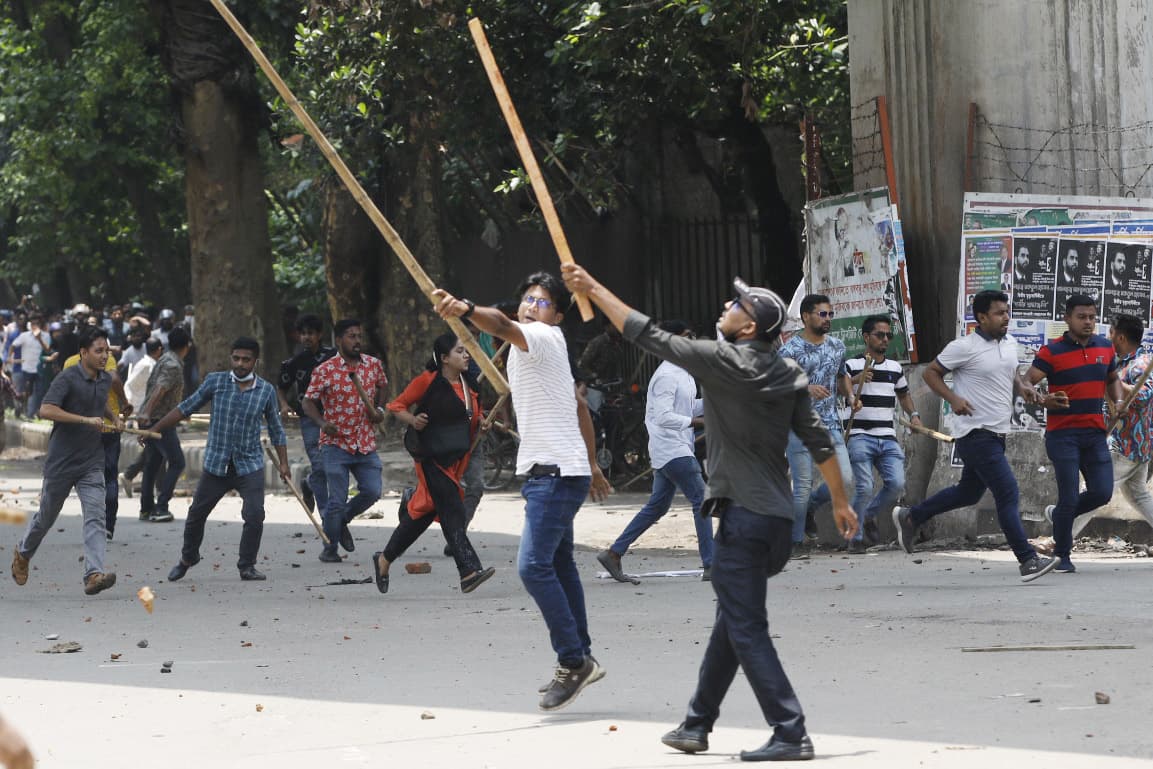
[383,460,482,577]
[102,432,121,534]
[683,505,806,742]
[181,466,265,571]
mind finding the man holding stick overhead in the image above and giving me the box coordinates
[11,326,121,595]
[893,289,1057,582]
[434,273,610,712]
[559,264,856,762]
[301,319,386,563]
[159,337,289,583]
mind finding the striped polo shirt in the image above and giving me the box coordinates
[1031,332,1117,432]
[844,357,908,439]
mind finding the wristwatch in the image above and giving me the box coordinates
[909,411,920,418]
[460,298,476,320]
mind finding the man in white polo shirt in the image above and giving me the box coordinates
[434,272,611,713]
[892,290,1057,582]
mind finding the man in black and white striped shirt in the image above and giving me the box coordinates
[844,315,920,552]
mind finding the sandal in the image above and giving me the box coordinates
[372,551,390,594]
[461,566,495,594]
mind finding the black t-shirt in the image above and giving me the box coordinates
[278,345,337,413]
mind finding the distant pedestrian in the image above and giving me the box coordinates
[137,326,191,523]
[276,314,336,516]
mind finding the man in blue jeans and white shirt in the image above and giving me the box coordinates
[893,289,1057,582]
[597,320,713,583]
[780,293,854,558]
[434,272,611,712]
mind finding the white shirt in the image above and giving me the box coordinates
[507,321,591,477]
[645,360,703,469]
[125,355,156,411]
[936,331,1020,439]
[11,330,48,375]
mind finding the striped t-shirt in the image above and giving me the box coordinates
[844,357,908,439]
[1030,332,1117,432]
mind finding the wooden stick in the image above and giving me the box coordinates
[347,369,384,434]
[961,644,1135,653]
[207,0,508,395]
[468,18,594,322]
[115,425,162,440]
[1105,356,1153,432]
[471,391,511,452]
[262,443,329,544]
[477,341,510,385]
[844,355,874,436]
[899,418,954,443]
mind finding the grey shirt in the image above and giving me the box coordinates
[623,311,834,520]
[42,363,112,478]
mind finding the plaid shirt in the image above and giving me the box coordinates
[178,372,286,476]
[1109,348,1153,463]
[304,354,386,454]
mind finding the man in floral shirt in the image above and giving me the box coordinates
[302,319,387,562]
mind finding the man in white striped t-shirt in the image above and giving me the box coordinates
[844,316,920,552]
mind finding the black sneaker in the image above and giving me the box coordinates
[847,539,866,555]
[301,479,315,513]
[1054,556,1076,573]
[239,566,266,581]
[539,654,605,693]
[789,542,809,561]
[1019,555,1058,583]
[662,723,709,754]
[460,566,495,594]
[340,523,355,552]
[893,506,917,554]
[318,548,342,563]
[804,508,819,539]
[863,517,880,546]
[147,509,174,523]
[539,657,603,711]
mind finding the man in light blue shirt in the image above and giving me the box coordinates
[597,320,713,582]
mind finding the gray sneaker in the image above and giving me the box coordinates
[1019,555,1058,583]
[539,654,605,693]
[893,506,917,554]
[539,657,603,711]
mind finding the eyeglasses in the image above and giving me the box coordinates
[729,297,754,318]
[522,295,554,310]
[812,310,835,318]
[870,331,894,339]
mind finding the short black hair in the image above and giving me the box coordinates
[77,326,108,350]
[972,290,1009,318]
[1065,293,1097,314]
[1113,314,1144,346]
[167,326,191,352]
[295,314,323,334]
[333,318,361,338]
[231,336,260,357]
[144,338,163,355]
[800,294,831,315]
[517,271,571,313]
[861,315,892,335]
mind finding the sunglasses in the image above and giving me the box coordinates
[729,297,755,318]
[522,295,554,310]
[806,309,835,318]
[870,331,894,339]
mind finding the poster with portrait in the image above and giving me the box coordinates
[1008,236,1058,319]
[960,233,1013,320]
[1052,227,1109,321]
[1101,240,1153,323]
[804,188,916,361]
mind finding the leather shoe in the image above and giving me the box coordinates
[340,523,355,552]
[300,478,315,513]
[740,734,814,762]
[239,566,266,581]
[662,723,709,754]
[167,557,200,582]
[318,548,342,563]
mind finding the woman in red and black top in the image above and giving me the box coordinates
[372,333,495,595]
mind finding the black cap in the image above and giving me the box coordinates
[733,277,786,341]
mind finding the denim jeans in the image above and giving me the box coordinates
[787,428,853,543]
[1112,452,1153,527]
[321,445,382,549]
[610,455,713,566]
[682,506,805,743]
[19,466,107,580]
[911,429,1036,563]
[23,371,40,418]
[518,475,592,668]
[299,417,329,518]
[1046,428,1113,559]
[846,434,906,542]
[140,427,185,513]
[102,432,121,535]
[181,466,266,570]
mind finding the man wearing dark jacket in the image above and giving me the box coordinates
[562,264,857,763]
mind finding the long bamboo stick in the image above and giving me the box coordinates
[208,0,508,395]
[468,17,594,322]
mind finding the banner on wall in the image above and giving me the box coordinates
[804,187,917,361]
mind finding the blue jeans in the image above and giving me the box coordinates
[910,429,1036,563]
[518,475,592,668]
[683,506,805,742]
[320,445,382,549]
[847,434,906,542]
[1045,428,1113,559]
[610,455,713,566]
[787,428,853,543]
[140,427,185,513]
[299,418,329,517]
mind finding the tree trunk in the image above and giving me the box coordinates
[321,180,378,328]
[122,167,187,308]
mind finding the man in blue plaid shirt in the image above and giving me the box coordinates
[151,337,290,582]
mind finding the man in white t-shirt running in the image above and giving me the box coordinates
[892,289,1056,582]
[434,272,611,712]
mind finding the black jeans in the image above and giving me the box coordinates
[682,505,806,743]
[383,460,482,577]
[181,466,265,571]
[102,432,121,534]
[140,427,185,513]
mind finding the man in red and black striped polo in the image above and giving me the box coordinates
[1027,294,1123,573]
